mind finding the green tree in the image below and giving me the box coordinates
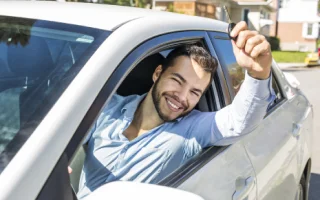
[103,0,150,7]
[103,0,131,6]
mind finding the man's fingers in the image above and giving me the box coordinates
[235,30,259,49]
[250,41,271,58]
[230,21,248,38]
[244,35,265,55]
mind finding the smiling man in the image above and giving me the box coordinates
[77,22,275,199]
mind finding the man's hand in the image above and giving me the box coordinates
[230,21,272,80]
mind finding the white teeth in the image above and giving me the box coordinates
[168,100,179,109]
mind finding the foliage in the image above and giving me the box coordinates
[316,39,320,48]
[266,36,280,51]
[0,16,34,46]
[271,51,309,63]
[103,0,131,6]
[103,0,150,7]
[167,3,174,12]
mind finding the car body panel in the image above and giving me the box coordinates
[241,62,313,200]
[178,142,257,200]
[273,61,313,180]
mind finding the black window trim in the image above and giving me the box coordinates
[64,30,230,190]
[207,32,234,105]
[265,67,287,116]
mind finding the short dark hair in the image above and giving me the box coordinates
[162,45,218,80]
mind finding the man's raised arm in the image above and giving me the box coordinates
[188,22,275,147]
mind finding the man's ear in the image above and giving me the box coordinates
[152,65,163,82]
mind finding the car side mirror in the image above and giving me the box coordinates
[83,181,204,200]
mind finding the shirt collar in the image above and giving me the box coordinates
[121,94,146,119]
[120,93,184,122]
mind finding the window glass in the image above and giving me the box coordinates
[270,73,284,107]
[243,9,250,25]
[307,23,313,36]
[0,16,110,172]
[211,38,245,96]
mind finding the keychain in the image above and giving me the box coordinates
[223,5,237,41]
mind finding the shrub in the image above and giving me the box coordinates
[267,36,280,51]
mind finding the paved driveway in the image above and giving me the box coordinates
[281,66,320,200]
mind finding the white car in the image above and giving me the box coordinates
[0,2,313,200]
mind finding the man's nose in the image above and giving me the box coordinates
[174,86,189,103]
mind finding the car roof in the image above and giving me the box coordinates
[0,1,227,32]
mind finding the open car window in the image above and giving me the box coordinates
[68,39,221,195]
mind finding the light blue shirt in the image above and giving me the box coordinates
[77,72,275,199]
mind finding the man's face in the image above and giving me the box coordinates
[151,56,211,122]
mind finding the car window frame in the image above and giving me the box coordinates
[265,66,287,115]
[207,32,238,102]
[54,30,231,194]
[207,31,288,116]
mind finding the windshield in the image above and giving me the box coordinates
[0,16,110,172]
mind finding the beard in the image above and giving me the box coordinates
[151,76,192,122]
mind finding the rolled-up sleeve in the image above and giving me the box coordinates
[187,71,276,148]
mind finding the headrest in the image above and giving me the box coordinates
[117,53,165,96]
[7,36,54,77]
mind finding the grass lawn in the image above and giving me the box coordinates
[272,51,309,63]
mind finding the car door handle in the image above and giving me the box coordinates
[233,176,255,200]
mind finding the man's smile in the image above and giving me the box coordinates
[165,95,185,112]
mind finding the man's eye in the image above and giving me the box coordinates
[172,78,181,84]
[191,91,200,97]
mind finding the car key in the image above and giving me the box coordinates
[223,5,237,41]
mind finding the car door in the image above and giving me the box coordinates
[208,31,302,200]
[242,69,306,200]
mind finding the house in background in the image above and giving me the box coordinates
[229,0,275,36]
[154,0,276,36]
[274,0,320,51]
[154,0,233,22]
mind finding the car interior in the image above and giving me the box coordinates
[69,44,216,194]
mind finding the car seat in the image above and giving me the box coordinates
[117,53,165,96]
